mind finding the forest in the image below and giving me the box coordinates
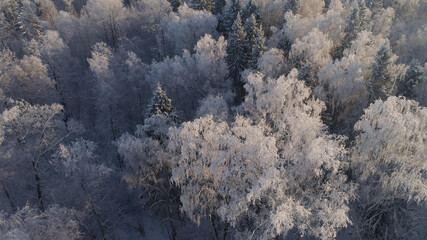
[0,0,426,239]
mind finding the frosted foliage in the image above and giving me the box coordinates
[241,70,352,239]
[169,116,228,225]
[141,114,177,144]
[164,4,217,54]
[25,30,67,59]
[194,35,229,89]
[117,133,163,171]
[0,205,82,240]
[34,0,57,24]
[146,83,174,117]
[369,7,394,36]
[85,0,125,22]
[147,34,230,116]
[0,101,64,144]
[6,55,55,104]
[58,140,97,177]
[290,28,333,69]
[345,31,389,78]
[135,0,171,26]
[243,70,324,137]
[352,97,427,204]
[283,2,346,44]
[88,42,113,82]
[298,0,324,18]
[315,54,369,128]
[172,70,352,239]
[257,48,286,78]
[196,95,229,121]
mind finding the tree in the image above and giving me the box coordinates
[0,204,82,240]
[244,13,266,68]
[145,83,174,119]
[213,0,226,15]
[147,34,230,119]
[168,0,181,12]
[4,55,56,105]
[34,0,58,26]
[250,24,266,68]
[55,139,120,239]
[171,70,353,240]
[278,31,293,58]
[14,0,43,39]
[290,28,333,88]
[397,60,424,99]
[221,0,241,35]
[333,0,368,60]
[0,0,20,46]
[369,43,396,101]
[226,13,249,104]
[351,96,427,239]
[241,0,259,22]
[118,96,180,240]
[24,30,75,123]
[0,101,78,212]
[84,0,126,49]
[190,0,215,12]
[286,0,300,14]
[163,4,217,55]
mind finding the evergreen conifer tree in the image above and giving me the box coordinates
[244,15,266,68]
[213,0,226,15]
[241,0,259,22]
[221,0,241,36]
[226,13,249,104]
[398,60,424,98]
[145,82,174,118]
[244,14,257,47]
[369,44,396,101]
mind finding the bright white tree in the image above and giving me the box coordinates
[171,69,354,240]
[351,96,427,239]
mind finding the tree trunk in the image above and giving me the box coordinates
[1,181,15,211]
[108,103,123,168]
[210,213,220,240]
[80,182,107,240]
[31,158,45,212]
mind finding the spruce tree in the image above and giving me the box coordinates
[221,0,241,36]
[369,44,395,101]
[244,15,265,68]
[251,27,266,67]
[333,0,368,60]
[244,14,257,47]
[145,82,174,118]
[241,0,259,22]
[398,60,424,98]
[213,0,226,15]
[226,13,249,104]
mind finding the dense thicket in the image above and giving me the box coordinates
[0,0,426,239]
